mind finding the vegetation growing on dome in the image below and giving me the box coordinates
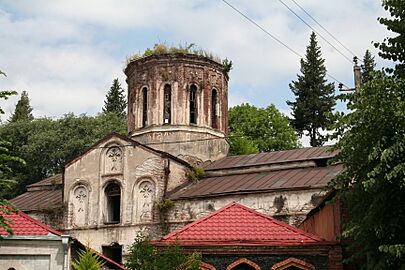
[126,43,232,73]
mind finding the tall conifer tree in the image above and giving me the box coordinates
[361,50,376,83]
[287,32,335,147]
[374,0,405,78]
[9,90,34,122]
[103,78,126,116]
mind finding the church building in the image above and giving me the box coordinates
[11,52,342,268]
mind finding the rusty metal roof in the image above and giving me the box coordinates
[11,189,62,211]
[170,164,343,199]
[203,146,337,170]
[27,174,62,189]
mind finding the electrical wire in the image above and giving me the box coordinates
[278,0,353,64]
[220,0,350,88]
[290,0,359,60]
[221,0,302,58]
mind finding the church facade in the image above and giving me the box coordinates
[12,53,341,265]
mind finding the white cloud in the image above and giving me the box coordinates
[0,0,391,122]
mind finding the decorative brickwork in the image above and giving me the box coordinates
[125,53,229,162]
[200,262,216,270]
[226,258,261,270]
[271,257,315,270]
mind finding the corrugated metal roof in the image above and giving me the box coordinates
[170,164,343,199]
[203,146,337,170]
[10,189,62,211]
[27,174,62,188]
[159,202,324,245]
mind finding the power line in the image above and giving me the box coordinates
[220,0,350,88]
[221,0,302,58]
[278,0,353,64]
[289,0,359,59]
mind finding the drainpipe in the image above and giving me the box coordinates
[61,235,70,270]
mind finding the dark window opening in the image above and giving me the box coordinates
[102,243,122,265]
[189,84,197,124]
[315,158,328,167]
[211,89,218,128]
[105,183,121,224]
[163,84,171,124]
[231,263,256,270]
[142,87,148,127]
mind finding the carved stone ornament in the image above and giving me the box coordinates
[73,186,88,226]
[137,181,155,222]
[105,146,123,173]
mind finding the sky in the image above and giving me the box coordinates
[0,0,391,124]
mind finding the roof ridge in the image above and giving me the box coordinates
[64,132,192,168]
[233,203,324,242]
[162,202,324,243]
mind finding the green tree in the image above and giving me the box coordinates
[9,91,33,122]
[374,0,405,78]
[228,130,259,155]
[103,78,126,116]
[228,103,299,154]
[0,112,127,197]
[287,32,335,147]
[72,247,105,270]
[125,234,201,270]
[332,72,405,269]
[361,50,376,83]
[0,70,25,236]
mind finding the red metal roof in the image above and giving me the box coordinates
[203,146,337,170]
[170,164,342,199]
[160,202,324,246]
[11,189,62,211]
[0,210,62,236]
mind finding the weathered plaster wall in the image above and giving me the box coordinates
[0,239,65,270]
[63,135,190,255]
[166,188,328,232]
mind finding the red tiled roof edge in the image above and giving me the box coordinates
[73,239,126,270]
[162,202,236,240]
[162,202,324,244]
[17,210,63,236]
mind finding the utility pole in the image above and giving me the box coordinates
[339,56,361,92]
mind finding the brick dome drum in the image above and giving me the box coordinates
[125,53,230,163]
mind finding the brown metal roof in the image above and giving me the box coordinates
[27,174,62,188]
[11,189,62,211]
[203,146,337,170]
[170,164,343,200]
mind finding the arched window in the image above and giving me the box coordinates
[190,84,197,124]
[211,89,217,128]
[105,183,121,223]
[231,264,257,270]
[226,258,261,270]
[142,87,148,127]
[271,257,315,270]
[163,84,171,124]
